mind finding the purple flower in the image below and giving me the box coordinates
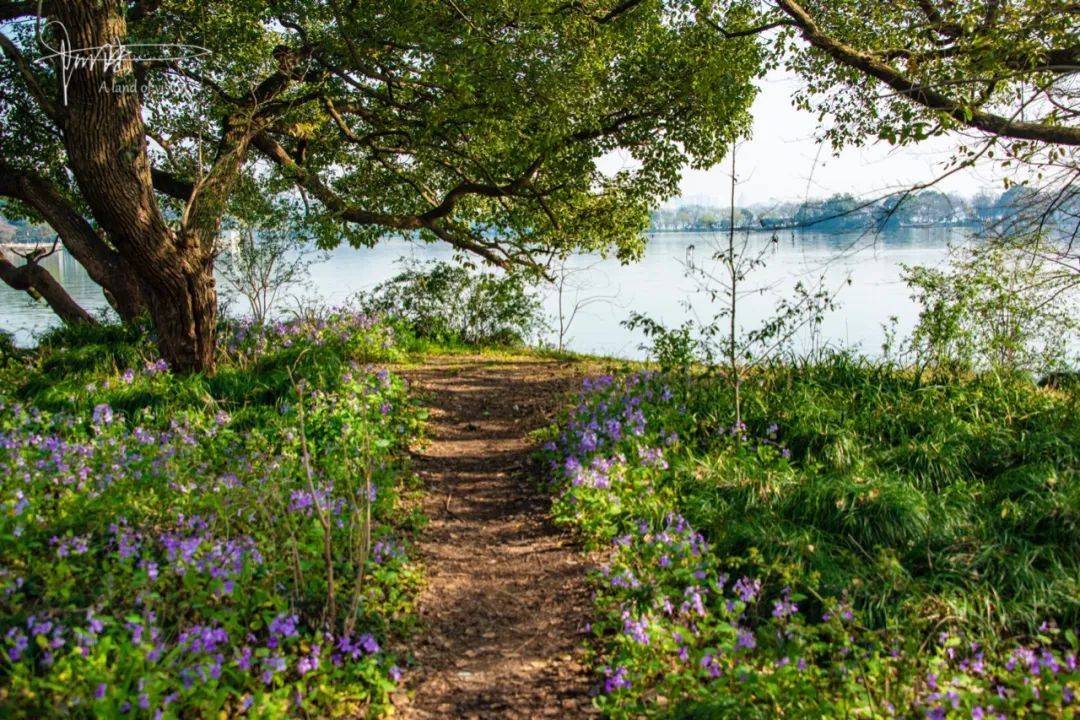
[145,359,169,375]
[622,612,650,645]
[603,665,631,693]
[735,627,756,650]
[92,404,114,426]
[269,613,299,639]
[771,591,798,620]
[358,633,380,654]
[178,624,228,655]
[681,586,707,617]
[335,632,381,660]
[296,646,320,675]
[94,683,107,700]
[6,629,28,661]
[733,576,761,603]
[262,654,287,684]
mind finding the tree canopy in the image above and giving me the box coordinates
[704,0,1079,150]
[0,0,760,369]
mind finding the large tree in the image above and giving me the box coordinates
[0,0,759,371]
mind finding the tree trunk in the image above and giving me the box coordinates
[0,251,97,325]
[148,255,218,374]
[52,0,218,372]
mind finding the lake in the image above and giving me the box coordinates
[0,227,961,358]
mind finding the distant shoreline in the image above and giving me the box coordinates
[1,242,63,252]
[648,221,982,234]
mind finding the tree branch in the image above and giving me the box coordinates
[0,1,51,21]
[419,157,544,224]
[0,161,148,319]
[151,168,195,202]
[251,132,551,271]
[597,0,647,23]
[0,247,97,324]
[774,0,1080,146]
[251,131,418,229]
[704,17,793,39]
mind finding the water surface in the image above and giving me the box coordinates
[1,227,960,358]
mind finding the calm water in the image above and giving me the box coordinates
[1,228,960,358]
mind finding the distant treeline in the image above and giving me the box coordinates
[0,203,55,245]
[3,189,1072,245]
[650,187,1074,233]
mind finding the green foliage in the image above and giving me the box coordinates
[0,312,425,717]
[623,313,700,373]
[358,260,545,346]
[542,358,1079,717]
[903,242,1079,377]
[744,0,1079,154]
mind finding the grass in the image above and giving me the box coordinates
[543,353,1079,717]
[0,314,428,718]
[699,356,1080,637]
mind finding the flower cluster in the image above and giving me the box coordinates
[0,320,424,717]
[222,308,394,362]
[543,371,1079,719]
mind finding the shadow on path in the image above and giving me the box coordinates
[393,356,600,719]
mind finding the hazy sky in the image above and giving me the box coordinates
[607,71,1009,208]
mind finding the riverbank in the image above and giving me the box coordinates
[2,323,1077,718]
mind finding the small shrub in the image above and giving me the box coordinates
[217,212,327,328]
[357,259,544,346]
[904,242,1079,378]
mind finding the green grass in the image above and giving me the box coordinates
[545,354,1078,717]
[673,355,1079,639]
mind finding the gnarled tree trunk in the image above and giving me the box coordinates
[53,0,219,372]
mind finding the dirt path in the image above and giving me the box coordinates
[393,356,599,719]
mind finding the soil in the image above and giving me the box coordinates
[392,355,600,719]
